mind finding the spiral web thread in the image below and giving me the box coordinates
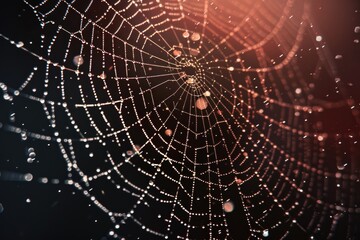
[0,0,359,239]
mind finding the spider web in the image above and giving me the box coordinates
[0,0,359,239]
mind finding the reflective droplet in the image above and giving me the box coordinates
[355,26,360,33]
[9,112,15,122]
[337,163,347,171]
[21,131,27,141]
[29,152,36,158]
[316,35,322,42]
[203,91,211,97]
[3,93,12,101]
[182,31,190,38]
[24,173,33,182]
[263,229,269,237]
[40,177,48,184]
[186,77,196,84]
[235,178,242,185]
[335,55,343,60]
[223,201,234,212]
[227,66,234,71]
[165,129,173,137]
[173,49,182,57]
[16,41,24,48]
[73,55,84,66]
[99,72,106,80]
[191,32,201,41]
[196,98,208,110]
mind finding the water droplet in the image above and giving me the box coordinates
[3,93,10,101]
[182,31,190,38]
[173,49,182,57]
[26,147,36,162]
[9,112,15,122]
[337,163,347,171]
[335,55,343,59]
[203,91,211,97]
[316,35,322,42]
[40,177,48,183]
[235,178,242,185]
[73,55,84,66]
[99,72,106,80]
[196,98,208,110]
[262,229,269,237]
[186,77,196,84]
[24,173,33,182]
[295,88,302,94]
[16,41,24,48]
[223,201,234,212]
[21,131,27,141]
[165,129,173,137]
[355,26,360,33]
[191,32,201,41]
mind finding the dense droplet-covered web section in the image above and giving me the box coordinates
[0,0,359,239]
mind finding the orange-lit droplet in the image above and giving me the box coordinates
[196,98,208,110]
[165,129,173,137]
[235,178,242,185]
[173,49,182,57]
[223,201,234,213]
[99,72,106,80]
[191,32,201,41]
